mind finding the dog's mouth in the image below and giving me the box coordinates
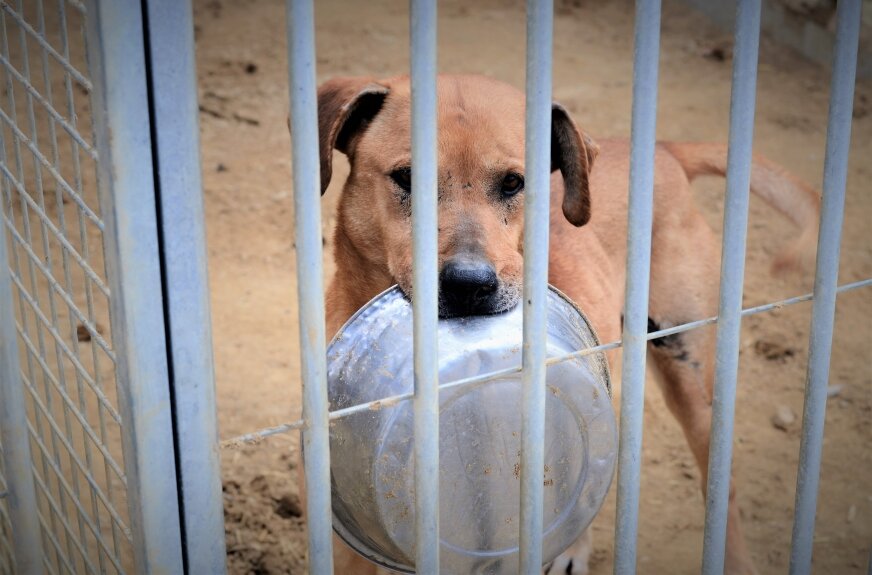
[437,285,520,318]
[396,282,521,319]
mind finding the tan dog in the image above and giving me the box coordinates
[302,74,819,574]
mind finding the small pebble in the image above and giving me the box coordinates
[771,405,796,431]
[826,384,843,398]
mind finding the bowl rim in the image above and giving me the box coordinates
[327,284,611,397]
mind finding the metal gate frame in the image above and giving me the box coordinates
[1,0,869,574]
[0,0,225,573]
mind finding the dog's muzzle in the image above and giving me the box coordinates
[438,256,503,318]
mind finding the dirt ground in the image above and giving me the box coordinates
[192,1,872,573]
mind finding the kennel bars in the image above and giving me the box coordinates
[0,0,868,574]
[283,0,869,573]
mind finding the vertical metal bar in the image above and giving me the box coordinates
[519,0,552,572]
[612,2,660,573]
[410,0,439,572]
[143,0,227,571]
[789,1,861,573]
[84,0,184,572]
[700,1,761,573]
[286,1,334,573]
[0,184,44,575]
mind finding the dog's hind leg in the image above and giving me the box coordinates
[646,215,758,575]
[544,526,593,574]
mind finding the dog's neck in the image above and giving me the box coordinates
[325,225,394,337]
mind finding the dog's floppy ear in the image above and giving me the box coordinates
[551,103,599,227]
[315,77,389,194]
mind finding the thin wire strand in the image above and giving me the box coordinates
[0,107,104,232]
[221,278,872,447]
[0,4,91,91]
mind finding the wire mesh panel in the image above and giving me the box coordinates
[0,1,133,573]
[0,0,220,571]
[0,451,15,575]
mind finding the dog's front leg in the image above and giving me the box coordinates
[544,528,593,575]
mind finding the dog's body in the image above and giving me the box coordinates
[303,75,819,574]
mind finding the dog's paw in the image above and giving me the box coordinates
[542,530,592,575]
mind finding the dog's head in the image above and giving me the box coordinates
[316,75,598,318]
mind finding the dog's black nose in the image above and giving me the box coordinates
[439,257,499,317]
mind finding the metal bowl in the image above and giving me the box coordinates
[325,285,617,574]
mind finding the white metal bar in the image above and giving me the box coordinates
[286,1,334,573]
[85,0,185,571]
[143,0,227,570]
[519,0,553,571]
[410,0,440,572]
[789,1,862,573]
[613,2,660,573]
[700,1,761,573]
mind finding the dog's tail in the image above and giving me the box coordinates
[661,141,820,273]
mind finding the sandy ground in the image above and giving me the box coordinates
[191,1,872,573]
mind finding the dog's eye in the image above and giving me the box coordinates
[501,173,524,196]
[390,168,412,193]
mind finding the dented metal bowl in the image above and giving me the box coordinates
[324,285,617,574]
